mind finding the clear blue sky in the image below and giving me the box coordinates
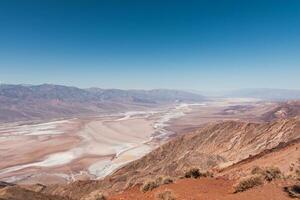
[0,0,300,90]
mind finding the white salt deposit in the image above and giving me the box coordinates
[0,119,73,137]
[88,144,152,178]
[0,150,80,176]
[33,151,78,167]
[0,102,209,181]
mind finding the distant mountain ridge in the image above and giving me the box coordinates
[225,88,300,100]
[0,84,206,122]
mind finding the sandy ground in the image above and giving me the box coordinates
[109,178,294,200]
[0,98,274,185]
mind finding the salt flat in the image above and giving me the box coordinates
[0,102,193,184]
[0,98,270,184]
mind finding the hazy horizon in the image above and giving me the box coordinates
[2,82,300,94]
[1,1,300,90]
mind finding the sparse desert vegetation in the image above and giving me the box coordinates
[141,180,159,192]
[251,166,264,175]
[263,167,283,181]
[251,166,283,181]
[235,166,285,193]
[184,168,213,179]
[234,175,264,193]
[184,168,201,178]
[156,176,174,185]
[81,191,106,200]
[202,171,214,178]
[296,169,300,180]
[284,184,300,198]
[291,158,300,180]
[155,189,176,200]
[141,176,174,192]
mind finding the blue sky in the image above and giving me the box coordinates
[0,0,300,90]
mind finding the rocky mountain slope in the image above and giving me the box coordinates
[261,101,300,121]
[39,117,300,199]
[0,84,206,122]
[219,137,300,180]
[0,186,68,200]
[109,134,300,200]
[1,102,299,200]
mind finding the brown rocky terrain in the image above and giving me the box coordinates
[262,101,300,121]
[219,137,300,180]
[1,102,300,200]
[109,178,297,200]
[38,117,300,199]
[0,185,68,200]
[110,136,300,200]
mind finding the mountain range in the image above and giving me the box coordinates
[224,88,300,100]
[0,84,206,122]
[192,88,300,100]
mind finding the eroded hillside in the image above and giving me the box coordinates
[1,101,300,200]
[40,117,300,199]
[262,101,300,121]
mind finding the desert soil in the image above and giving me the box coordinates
[109,178,294,200]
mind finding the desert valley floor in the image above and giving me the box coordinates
[0,98,274,185]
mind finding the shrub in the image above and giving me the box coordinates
[184,168,213,179]
[184,168,201,179]
[162,177,173,184]
[294,168,300,180]
[155,189,176,200]
[156,176,174,185]
[251,166,283,182]
[141,180,159,192]
[263,167,283,181]
[284,185,300,198]
[201,171,214,178]
[234,175,263,193]
[141,176,174,193]
[251,166,263,175]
